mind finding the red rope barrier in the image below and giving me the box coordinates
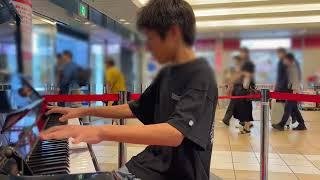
[131,94,141,101]
[42,92,320,103]
[269,92,320,103]
[218,94,261,99]
[44,94,119,102]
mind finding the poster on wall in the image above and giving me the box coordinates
[12,0,32,73]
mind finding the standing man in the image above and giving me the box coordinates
[40,0,218,179]
[58,51,79,107]
[275,48,289,93]
[272,53,307,131]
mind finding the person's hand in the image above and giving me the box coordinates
[46,106,86,122]
[40,125,103,144]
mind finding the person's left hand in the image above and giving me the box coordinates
[40,125,103,144]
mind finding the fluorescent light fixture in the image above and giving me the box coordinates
[197,15,320,28]
[241,38,291,50]
[195,3,320,17]
[84,21,91,25]
[39,18,56,25]
[119,19,126,22]
[124,22,131,25]
[134,0,268,6]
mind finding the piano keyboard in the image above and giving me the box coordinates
[26,114,96,175]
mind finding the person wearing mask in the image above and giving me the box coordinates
[272,53,307,131]
[105,57,126,97]
[59,51,79,96]
[40,0,218,179]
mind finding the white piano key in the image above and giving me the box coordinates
[67,118,96,174]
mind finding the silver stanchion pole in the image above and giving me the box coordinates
[260,89,270,180]
[118,91,127,168]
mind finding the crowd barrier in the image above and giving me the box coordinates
[43,90,320,180]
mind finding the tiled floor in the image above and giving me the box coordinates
[90,107,320,180]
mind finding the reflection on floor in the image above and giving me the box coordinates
[90,108,320,180]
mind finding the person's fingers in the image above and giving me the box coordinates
[40,129,72,140]
[42,126,63,134]
[59,114,73,122]
[46,108,64,115]
[71,136,82,144]
[47,106,58,109]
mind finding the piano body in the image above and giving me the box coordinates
[0,74,113,179]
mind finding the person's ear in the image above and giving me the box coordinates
[167,25,180,42]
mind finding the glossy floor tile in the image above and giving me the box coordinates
[91,108,320,179]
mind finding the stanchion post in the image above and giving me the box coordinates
[260,89,270,180]
[118,91,127,168]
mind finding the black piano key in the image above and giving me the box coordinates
[31,150,69,156]
[34,144,68,149]
[33,147,69,153]
[30,151,69,159]
[29,160,69,169]
[28,158,69,166]
[28,155,69,163]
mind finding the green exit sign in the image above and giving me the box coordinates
[79,3,88,18]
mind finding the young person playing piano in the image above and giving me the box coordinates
[40,0,218,179]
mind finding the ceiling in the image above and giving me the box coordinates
[83,0,320,38]
[31,0,122,44]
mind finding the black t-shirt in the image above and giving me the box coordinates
[126,59,218,180]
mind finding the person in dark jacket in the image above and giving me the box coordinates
[273,53,307,131]
[232,47,256,134]
[275,48,289,93]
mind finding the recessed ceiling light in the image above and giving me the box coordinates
[135,0,268,6]
[194,3,320,17]
[197,15,320,28]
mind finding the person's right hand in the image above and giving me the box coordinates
[46,106,86,122]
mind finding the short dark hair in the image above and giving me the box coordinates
[56,53,62,59]
[233,55,241,61]
[285,53,295,62]
[240,47,249,54]
[277,48,286,54]
[105,57,115,66]
[137,0,196,46]
[63,50,73,59]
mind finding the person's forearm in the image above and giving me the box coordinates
[82,104,135,119]
[98,123,184,147]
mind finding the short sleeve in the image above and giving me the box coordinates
[129,85,156,125]
[167,80,217,150]
[128,69,164,124]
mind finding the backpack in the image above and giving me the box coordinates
[76,66,91,87]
